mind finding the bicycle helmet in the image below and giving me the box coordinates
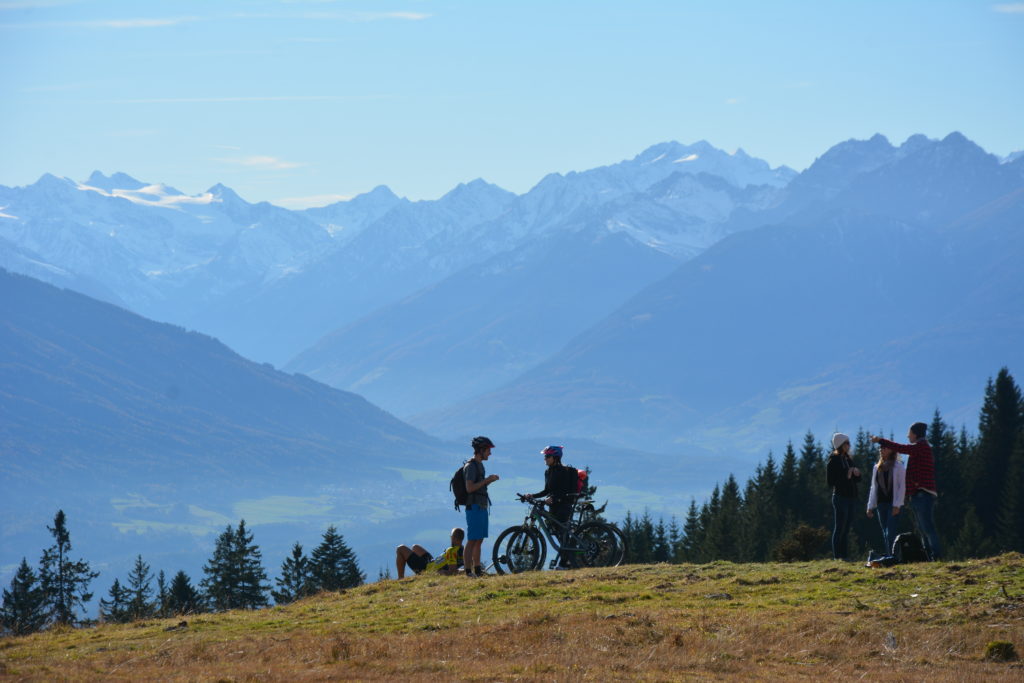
[541,445,563,459]
[472,436,495,451]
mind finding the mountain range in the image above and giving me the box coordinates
[417,133,1024,453]
[2,132,1022,595]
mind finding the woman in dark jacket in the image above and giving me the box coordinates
[826,432,861,560]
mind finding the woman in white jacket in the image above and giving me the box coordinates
[867,445,906,555]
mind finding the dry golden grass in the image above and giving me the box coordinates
[2,554,1022,681]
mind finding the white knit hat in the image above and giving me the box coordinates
[832,432,850,450]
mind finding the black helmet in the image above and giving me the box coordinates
[471,436,495,451]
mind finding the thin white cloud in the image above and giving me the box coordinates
[85,17,198,28]
[1,15,198,28]
[993,3,1024,12]
[111,95,388,104]
[273,193,353,210]
[104,128,159,138]
[215,155,305,170]
[234,10,429,21]
[725,97,742,105]
[0,1,77,8]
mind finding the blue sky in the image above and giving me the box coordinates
[2,1,1022,207]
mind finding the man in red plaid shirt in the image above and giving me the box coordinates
[871,422,941,560]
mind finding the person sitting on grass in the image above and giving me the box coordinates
[395,527,465,578]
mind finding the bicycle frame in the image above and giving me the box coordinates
[519,499,588,557]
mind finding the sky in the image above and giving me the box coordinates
[1,1,1022,207]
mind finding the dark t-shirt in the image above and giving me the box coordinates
[464,459,489,508]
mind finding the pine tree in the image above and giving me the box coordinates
[667,516,682,564]
[38,510,99,627]
[930,409,967,549]
[155,570,170,619]
[696,487,721,563]
[741,457,779,562]
[651,518,670,563]
[125,555,155,621]
[1,558,48,636]
[678,500,702,563]
[797,432,827,526]
[201,520,270,611]
[234,521,270,608]
[949,505,995,559]
[973,369,1023,537]
[637,511,655,564]
[310,526,364,591]
[777,441,798,521]
[705,475,743,561]
[99,579,130,624]
[201,525,238,611]
[996,431,1024,551]
[167,570,202,615]
[272,542,315,605]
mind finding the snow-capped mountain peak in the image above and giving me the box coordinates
[84,171,147,192]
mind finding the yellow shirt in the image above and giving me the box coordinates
[424,546,462,573]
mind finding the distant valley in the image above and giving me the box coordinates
[2,133,1022,597]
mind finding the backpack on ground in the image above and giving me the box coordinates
[865,549,898,568]
[892,532,929,563]
[450,460,470,511]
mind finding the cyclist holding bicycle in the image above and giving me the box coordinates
[524,445,578,569]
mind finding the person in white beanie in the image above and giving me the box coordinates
[826,432,861,560]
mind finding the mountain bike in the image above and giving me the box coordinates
[492,494,627,574]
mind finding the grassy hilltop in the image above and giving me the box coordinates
[2,556,1022,681]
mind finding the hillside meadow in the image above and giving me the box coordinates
[2,555,1022,681]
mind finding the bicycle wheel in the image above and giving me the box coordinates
[492,525,546,575]
[575,522,627,567]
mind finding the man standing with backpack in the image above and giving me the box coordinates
[525,445,578,569]
[464,436,499,577]
[871,422,941,560]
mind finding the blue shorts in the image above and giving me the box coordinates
[465,504,489,540]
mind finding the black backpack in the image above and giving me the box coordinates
[450,460,470,511]
[893,532,929,563]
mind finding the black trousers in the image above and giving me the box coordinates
[552,502,573,567]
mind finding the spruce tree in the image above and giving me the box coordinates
[949,505,995,559]
[996,431,1024,551]
[929,409,966,548]
[796,432,827,526]
[155,570,170,619]
[167,570,202,615]
[696,487,721,563]
[201,520,270,611]
[973,368,1023,537]
[272,542,315,605]
[234,521,270,608]
[741,458,779,562]
[38,510,99,627]
[1,558,48,636]
[651,518,670,563]
[705,475,743,561]
[125,555,155,621]
[99,579,130,624]
[310,526,364,591]
[667,516,682,564]
[679,499,703,563]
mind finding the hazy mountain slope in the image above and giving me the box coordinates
[285,227,679,415]
[1,270,720,603]
[0,269,444,483]
[417,136,1024,455]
